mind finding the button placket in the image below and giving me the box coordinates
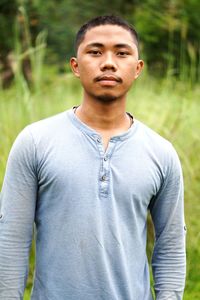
[95,136,117,199]
[100,156,109,197]
[99,153,111,198]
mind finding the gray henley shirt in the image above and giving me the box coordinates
[0,108,186,299]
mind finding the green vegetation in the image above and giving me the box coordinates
[0,70,199,299]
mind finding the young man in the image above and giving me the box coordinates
[0,15,186,300]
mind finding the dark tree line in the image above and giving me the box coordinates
[0,0,199,88]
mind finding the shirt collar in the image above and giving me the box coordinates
[67,107,138,141]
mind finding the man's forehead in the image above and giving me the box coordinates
[82,24,136,46]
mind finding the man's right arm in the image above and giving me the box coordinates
[0,127,38,299]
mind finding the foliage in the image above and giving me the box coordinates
[132,0,200,80]
[0,0,18,54]
[0,0,199,82]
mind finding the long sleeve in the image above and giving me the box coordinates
[149,145,186,300]
[0,127,38,299]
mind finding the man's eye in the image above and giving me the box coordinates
[117,51,130,56]
[88,50,101,56]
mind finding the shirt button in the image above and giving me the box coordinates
[101,175,107,181]
[97,137,101,143]
[104,156,108,161]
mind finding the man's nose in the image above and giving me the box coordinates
[100,53,117,71]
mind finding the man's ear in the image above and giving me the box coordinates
[70,57,80,78]
[134,60,144,79]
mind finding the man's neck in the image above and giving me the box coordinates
[75,97,132,133]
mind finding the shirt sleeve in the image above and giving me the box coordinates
[149,145,186,300]
[0,127,38,299]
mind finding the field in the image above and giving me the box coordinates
[0,71,199,299]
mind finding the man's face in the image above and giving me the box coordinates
[70,25,144,103]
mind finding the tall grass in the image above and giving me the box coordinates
[0,71,199,299]
[14,6,47,94]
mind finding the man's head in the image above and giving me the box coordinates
[70,15,144,103]
[74,15,139,55]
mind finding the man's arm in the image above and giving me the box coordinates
[149,145,186,300]
[0,127,38,299]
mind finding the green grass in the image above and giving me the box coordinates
[0,72,199,299]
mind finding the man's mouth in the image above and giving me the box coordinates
[95,74,122,83]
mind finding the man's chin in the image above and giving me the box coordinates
[95,94,119,103]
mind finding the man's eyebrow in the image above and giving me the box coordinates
[85,42,134,50]
[114,43,133,50]
[86,43,104,48]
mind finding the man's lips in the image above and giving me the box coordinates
[94,74,122,83]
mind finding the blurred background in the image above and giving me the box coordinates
[0,0,199,299]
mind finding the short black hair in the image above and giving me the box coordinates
[74,15,139,54]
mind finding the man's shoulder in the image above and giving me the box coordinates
[27,110,70,134]
[136,120,172,148]
[135,120,179,165]
[12,109,73,151]
[23,109,75,140]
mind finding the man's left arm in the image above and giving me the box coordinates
[149,145,186,300]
